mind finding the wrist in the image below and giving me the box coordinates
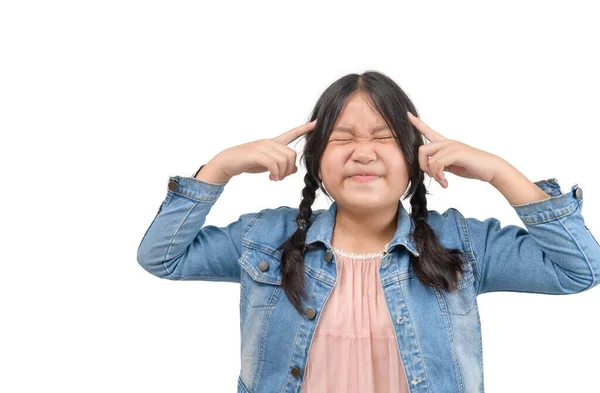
[194,158,232,185]
[489,158,516,188]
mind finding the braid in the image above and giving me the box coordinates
[296,172,319,231]
[278,171,320,315]
[410,181,429,224]
[409,181,465,292]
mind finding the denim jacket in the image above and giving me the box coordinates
[137,175,600,393]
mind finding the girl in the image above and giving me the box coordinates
[137,71,600,393]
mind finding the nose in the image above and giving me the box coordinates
[351,139,378,162]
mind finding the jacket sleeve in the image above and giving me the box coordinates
[136,175,257,283]
[453,178,600,296]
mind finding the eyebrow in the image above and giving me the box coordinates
[331,124,390,134]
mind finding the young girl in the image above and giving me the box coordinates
[137,71,600,393]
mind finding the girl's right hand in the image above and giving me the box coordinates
[214,119,317,182]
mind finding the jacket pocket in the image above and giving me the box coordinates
[239,248,283,308]
[434,261,476,316]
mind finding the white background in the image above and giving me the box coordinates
[1,1,599,392]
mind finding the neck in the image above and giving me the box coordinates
[332,202,398,253]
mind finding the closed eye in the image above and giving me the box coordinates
[330,137,394,142]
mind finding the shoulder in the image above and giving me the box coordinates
[424,207,462,227]
[242,205,327,250]
[422,207,466,246]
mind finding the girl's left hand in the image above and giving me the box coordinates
[407,111,506,188]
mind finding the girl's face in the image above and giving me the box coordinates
[319,91,410,212]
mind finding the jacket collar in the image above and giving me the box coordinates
[304,199,420,257]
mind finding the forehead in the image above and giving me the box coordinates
[332,92,389,134]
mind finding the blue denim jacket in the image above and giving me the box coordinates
[137,175,600,393]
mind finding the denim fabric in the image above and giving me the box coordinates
[137,176,600,393]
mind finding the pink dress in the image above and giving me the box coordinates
[300,247,410,393]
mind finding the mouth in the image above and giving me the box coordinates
[349,174,380,182]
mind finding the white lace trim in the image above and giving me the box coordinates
[331,246,385,260]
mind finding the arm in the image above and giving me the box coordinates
[455,178,600,295]
[136,170,257,283]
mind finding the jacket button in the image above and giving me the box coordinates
[291,367,301,378]
[305,307,316,320]
[575,187,583,200]
[168,180,178,191]
[258,261,269,272]
[324,251,333,262]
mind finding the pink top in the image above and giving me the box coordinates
[300,247,410,393]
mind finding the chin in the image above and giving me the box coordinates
[341,195,385,209]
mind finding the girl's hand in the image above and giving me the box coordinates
[407,111,505,188]
[215,119,317,181]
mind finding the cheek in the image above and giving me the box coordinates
[383,154,409,179]
[388,158,406,172]
[320,151,343,172]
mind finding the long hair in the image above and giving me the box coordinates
[277,70,466,315]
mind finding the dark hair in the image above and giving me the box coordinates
[277,70,466,316]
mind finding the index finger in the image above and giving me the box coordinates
[272,119,317,145]
[407,112,446,143]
